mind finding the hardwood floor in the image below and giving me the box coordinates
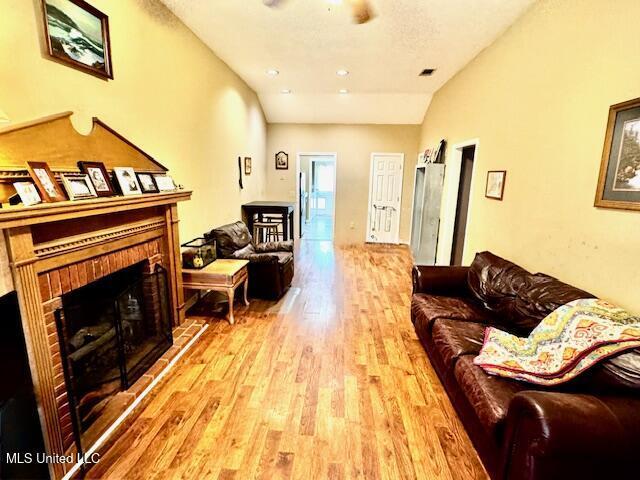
[89,241,487,479]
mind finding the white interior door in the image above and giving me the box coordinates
[367,153,404,243]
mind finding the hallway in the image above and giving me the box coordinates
[302,215,334,241]
[89,241,486,480]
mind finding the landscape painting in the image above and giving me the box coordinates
[595,98,640,211]
[612,118,640,191]
[42,0,113,79]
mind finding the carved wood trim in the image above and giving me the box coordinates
[0,191,191,229]
[5,228,65,479]
[35,217,166,260]
[0,112,167,173]
[92,118,168,172]
[36,229,164,274]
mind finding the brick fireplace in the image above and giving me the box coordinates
[0,113,200,479]
[40,238,167,454]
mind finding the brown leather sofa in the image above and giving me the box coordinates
[411,251,640,480]
[206,221,294,299]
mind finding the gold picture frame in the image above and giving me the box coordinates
[595,97,640,211]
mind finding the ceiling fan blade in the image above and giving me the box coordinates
[347,0,374,24]
[263,0,286,7]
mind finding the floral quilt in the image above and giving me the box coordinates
[473,298,640,385]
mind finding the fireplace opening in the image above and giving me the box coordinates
[0,292,49,480]
[56,261,172,451]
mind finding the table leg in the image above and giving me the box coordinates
[243,277,249,306]
[289,211,294,241]
[282,209,289,241]
[227,287,235,325]
[246,209,255,240]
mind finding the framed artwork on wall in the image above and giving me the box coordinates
[595,97,640,211]
[485,170,506,200]
[244,157,252,175]
[41,0,114,79]
[275,151,288,170]
[26,161,66,202]
[78,161,114,197]
[61,174,98,200]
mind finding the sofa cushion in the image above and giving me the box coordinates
[573,348,640,393]
[467,251,592,333]
[514,273,593,329]
[454,355,530,441]
[411,294,492,331]
[432,319,485,368]
[207,221,253,258]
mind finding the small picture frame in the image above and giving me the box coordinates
[61,174,98,200]
[275,151,288,170]
[485,170,506,200]
[136,172,159,193]
[113,167,142,195]
[153,174,177,192]
[13,182,42,206]
[26,161,66,202]
[244,157,252,175]
[78,161,115,197]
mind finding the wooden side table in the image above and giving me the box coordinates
[182,259,249,325]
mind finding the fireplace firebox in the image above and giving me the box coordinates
[55,261,172,453]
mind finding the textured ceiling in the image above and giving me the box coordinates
[160,0,534,124]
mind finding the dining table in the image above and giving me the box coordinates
[241,201,296,242]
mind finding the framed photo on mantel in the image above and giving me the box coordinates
[595,97,640,211]
[26,161,66,202]
[78,161,114,197]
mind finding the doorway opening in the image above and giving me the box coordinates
[436,139,479,266]
[451,145,475,265]
[298,153,337,241]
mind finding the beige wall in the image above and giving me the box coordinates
[266,124,420,244]
[0,0,267,242]
[419,0,640,311]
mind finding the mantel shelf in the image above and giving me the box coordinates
[0,190,192,229]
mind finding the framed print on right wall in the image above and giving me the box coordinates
[485,170,506,200]
[595,97,640,211]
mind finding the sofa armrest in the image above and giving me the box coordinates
[411,265,470,296]
[255,240,294,253]
[501,391,638,480]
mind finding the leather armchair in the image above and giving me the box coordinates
[205,221,294,299]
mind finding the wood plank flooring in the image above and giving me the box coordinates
[89,241,487,479]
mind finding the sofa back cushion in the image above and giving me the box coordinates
[206,221,252,258]
[468,252,592,332]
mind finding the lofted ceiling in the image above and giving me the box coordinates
[160,0,534,124]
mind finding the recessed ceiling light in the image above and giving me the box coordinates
[336,69,349,77]
[281,89,291,94]
[419,68,436,76]
[339,89,349,94]
[266,69,279,76]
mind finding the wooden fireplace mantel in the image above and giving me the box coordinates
[2,192,192,480]
[0,190,191,229]
[0,113,194,479]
